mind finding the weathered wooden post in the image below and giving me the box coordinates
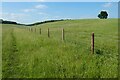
[62,28,64,41]
[39,28,41,34]
[91,32,94,54]
[48,28,50,38]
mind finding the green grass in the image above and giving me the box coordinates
[2,19,118,78]
[0,23,2,79]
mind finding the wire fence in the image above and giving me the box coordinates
[20,27,118,54]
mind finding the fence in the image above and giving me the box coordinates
[27,27,95,53]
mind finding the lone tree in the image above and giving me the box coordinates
[98,11,108,19]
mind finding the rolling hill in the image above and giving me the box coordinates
[2,19,118,78]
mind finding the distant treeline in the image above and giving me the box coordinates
[26,19,66,26]
[0,19,25,26]
[0,19,71,26]
[0,19,17,24]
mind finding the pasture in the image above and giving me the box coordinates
[2,19,118,78]
[0,24,2,79]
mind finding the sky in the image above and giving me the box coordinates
[1,0,120,2]
[1,2,118,24]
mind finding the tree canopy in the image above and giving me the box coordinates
[98,11,108,19]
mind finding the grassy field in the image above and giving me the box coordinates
[0,23,2,79]
[2,19,118,78]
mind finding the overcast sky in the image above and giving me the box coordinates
[1,2,118,24]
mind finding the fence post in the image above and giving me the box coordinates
[48,28,50,38]
[40,28,41,34]
[62,28,64,41]
[91,32,94,54]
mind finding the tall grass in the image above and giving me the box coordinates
[2,19,118,78]
[0,23,2,79]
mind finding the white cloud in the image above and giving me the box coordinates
[42,15,72,21]
[2,13,28,23]
[35,0,45,2]
[38,12,47,15]
[35,4,47,9]
[0,3,2,18]
[103,2,112,8]
[0,11,2,18]
[23,9,35,12]
[22,4,47,13]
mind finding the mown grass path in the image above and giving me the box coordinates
[2,28,20,78]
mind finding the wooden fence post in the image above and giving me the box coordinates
[91,32,94,54]
[39,28,41,34]
[62,28,64,41]
[48,28,50,38]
